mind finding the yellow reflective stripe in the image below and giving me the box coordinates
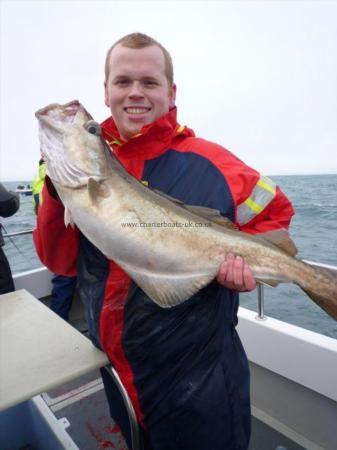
[257,177,276,195]
[108,138,123,146]
[141,180,148,187]
[237,175,276,226]
[244,197,264,214]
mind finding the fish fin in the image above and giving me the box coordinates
[255,229,298,256]
[87,177,110,204]
[118,262,217,308]
[64,207,75,228]
[256,278,281,288]
[301,287,337,321]
[183,206,238,229]
[153,189,184,205]
[153,189,238,229]
[255,269,293,287]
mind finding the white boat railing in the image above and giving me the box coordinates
[2,229,34,237]
[4,228,337,321]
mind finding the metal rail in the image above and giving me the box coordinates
[5,227,337,322]
[104,365,142,450]
[256,259,337,321]
[256,284,267,321]
[3,229,34,238]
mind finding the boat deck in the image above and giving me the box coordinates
[38,295,306,450]
[43,369,127,450]
[45,368,306,450]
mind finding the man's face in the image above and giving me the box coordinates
[104,44,176,141]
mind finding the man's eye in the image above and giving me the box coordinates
[144,80,157,87]
[116,79,130,86]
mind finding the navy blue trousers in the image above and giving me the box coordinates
[50,274,77,321]
[100,334,251,450]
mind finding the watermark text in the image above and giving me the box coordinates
[121,220,211,229]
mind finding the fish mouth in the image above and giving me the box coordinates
[35,100,92,127]
[35,100,92,168]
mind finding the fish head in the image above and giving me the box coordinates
[35,100,110,188]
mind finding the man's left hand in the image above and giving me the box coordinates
[216,254,256,292]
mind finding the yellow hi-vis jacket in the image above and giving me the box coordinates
[32,162,46,213]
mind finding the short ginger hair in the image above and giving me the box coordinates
[104,33,174,86]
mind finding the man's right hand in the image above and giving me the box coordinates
[216,254,256,292]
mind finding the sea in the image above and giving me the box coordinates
[1,175,337,339]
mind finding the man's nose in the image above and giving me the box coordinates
[128,81,144,98]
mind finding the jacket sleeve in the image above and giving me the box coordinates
[178,139,295,235]
[0,183,20,218]
[208,146,295,235]
[239,185,294,234]
[33,178,80,276]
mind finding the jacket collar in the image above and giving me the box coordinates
[101,107,194,160]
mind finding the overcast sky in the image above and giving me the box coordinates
[1,0,337,181]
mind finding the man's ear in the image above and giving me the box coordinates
[104,81,109,107]
[169,84,177,109]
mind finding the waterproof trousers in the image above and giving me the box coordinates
[50,274,77,321]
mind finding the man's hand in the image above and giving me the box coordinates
[216,254,256,292]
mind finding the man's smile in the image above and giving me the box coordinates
[124,107,151,115]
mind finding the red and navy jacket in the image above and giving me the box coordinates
[34,107,294,448]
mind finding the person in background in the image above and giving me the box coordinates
[34,33,294,450]
[0,183,20,294]
[32,158,46,214]
[32,159,77,321]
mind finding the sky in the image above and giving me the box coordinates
[1,0,337,181]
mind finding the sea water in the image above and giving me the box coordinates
[1,175,337,338]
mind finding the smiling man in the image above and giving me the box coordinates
[104,43,176,141]
[34,33,294,450]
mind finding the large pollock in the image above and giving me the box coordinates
[35,100,337,320]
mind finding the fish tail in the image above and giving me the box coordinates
[301,287,337,321]
[299,263,337,321]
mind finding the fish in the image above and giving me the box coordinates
[35,100,337,320]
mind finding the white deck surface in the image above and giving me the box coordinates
[0,289,109,411]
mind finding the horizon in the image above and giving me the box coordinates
[3,172,337,185]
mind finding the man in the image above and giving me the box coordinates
[34,33,294,450]
[0,183,20,294]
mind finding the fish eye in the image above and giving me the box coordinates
[84,120,101,136]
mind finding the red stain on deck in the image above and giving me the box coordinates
[86,422,116,449]
[105,423,129,450]
[106,423,121,434]
[86,421,128,450]
[101,442,116,449]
